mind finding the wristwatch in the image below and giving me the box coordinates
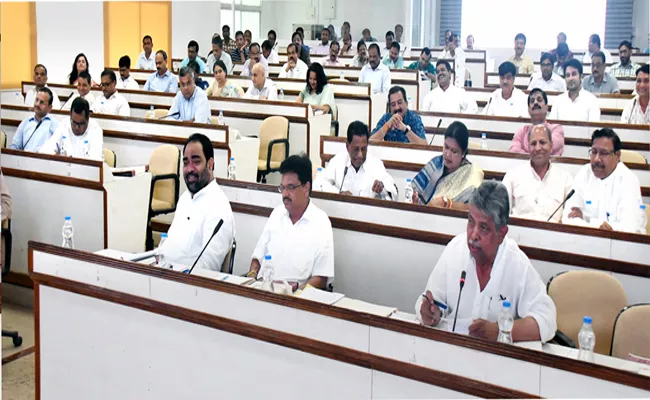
[405,125,411,133]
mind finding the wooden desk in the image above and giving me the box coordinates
[30,242,650,398]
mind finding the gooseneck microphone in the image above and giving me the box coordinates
[451,270,467,333]
[159,111,180,120]
[187,219,224,274]
[547,189,575,222]
[338,166,349,193]
[428,118,442,146]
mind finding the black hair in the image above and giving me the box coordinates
[498,61,517,77]
[347,121,369,143]
[421,47,431,56]
[34,64,48,75]
[368,43,380,55]
[36,87,54,106]
[590,34,601,47]
[213,60,228,74]
[448,33,458,43]
[262,40,272,51]
[591,51,606,64]
[286,43,298,53]
[213,36,223,47]
[385,31,395,39]
[556,43,569,57]
[279,154,312,194]
[268,30,277,39]
[564,59,583,75]
[78,71,92,85]
[619,40,633,51]
[514,33,526,45]
[357,39,366,49]
[292,31,302,42]
[388,85,407,103]
[100,69,117,83]
[528,88,548,105]
[143,35,152,43]
[637,64,649,76]
[591,128,621,152]
[249,42,260,52]
[70,97,90,119]
[296,27,304,34]
[444,121,469,157]
[156,49,168,61]
[68,53,89,85]
[305,63,328,95]
[118,55,131,69]
[330,41,340,50]
[188,40,199,52]
[436,59,452,71]
[540,52,555,65]
[321,27,330,35]
[222,25,230,31]
[390,41,400,51]
[184,133,214,163]
[187,60,201,77]
[235,31,244,38]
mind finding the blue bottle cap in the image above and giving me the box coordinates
[84,140,88,144]
[586,200,592,205]
[65,216,71,221]
[641,205,646,210]
[264,255,272,260]
[406,178,412,183]
[583,316,592,324]
[503,301,511,308]
[161,233,168,238]
[230,157,235,161]
[317,167,322,172]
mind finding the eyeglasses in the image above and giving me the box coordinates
[588,148,614,158]
[278,183,304,193]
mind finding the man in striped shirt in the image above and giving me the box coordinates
[608,40,640,79]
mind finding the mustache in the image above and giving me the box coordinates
[468,239,482,249]
[283,196,292,203]
[532,104,542,110]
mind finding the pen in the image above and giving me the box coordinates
[421,294,448,310]
[221,275,229,281]
[606,212,610,222]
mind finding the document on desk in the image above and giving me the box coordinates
[295,286,345,305]
[191,269,254,285]
[333,298,397,317]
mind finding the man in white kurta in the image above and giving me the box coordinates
[314,121,397,201]
[24,64,61,109]
[40,97,103,161]
[159,134,235,270]
[527,53,565,93]
[416,181,557,343]
[244,64,278,100]
[91,70,131,117]
[620,64,649,124]
[548,59,600,122]
[437,34,466,87]
[483,62,528,118]
[562,129,643,233]
[502,125,573,223]
[61,71,95,111]
[423,60,478,114]
[248,155,334,289]
[279,44,308,80]
[359,44,391,95]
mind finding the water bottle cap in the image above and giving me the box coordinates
[264,255,272,260]
[161,233,168,238]
[641,205,646,210]
[503,301,511,308]
[65,216,71,221]
[586,200,592,204]
[482,133,487,137]
[230,157,235,161]
[406,178,412,183]
[62,135,67,139]
[317,167,322,172]
[84,140,88,144]
[583,316,592,324]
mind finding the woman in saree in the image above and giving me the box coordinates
[411,121,484,209]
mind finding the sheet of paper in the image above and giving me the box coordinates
[125,250,157,262]
[191,269,254,285]
[333,298,397,317]
[294,286,345,305]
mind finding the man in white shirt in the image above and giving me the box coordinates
[548,59,600,122]
[502,125,573,223]
[582,34,613,64]
[382,31,396,57]
[91,70,131,117]
[621,64,649,124]
[261,40,279,64]
[206,36,233,74]
[143,50,179,93]
[311,28,331,56]
[438,33,466,87]
[136,35,155,70]
[244,63,278,100]
[527,52,566,92]
[167,67,211,124]
[321,41,345,67]
[279,44,308,80]
[159,133,235,270]
[117,56,140,90]
[359,44,391,95]
[247,154,334,290]
[40,97,103,161]
[25,64,61,109]
[423,60,478,114]
[315,121,397,200]
[563,129,643,233]
[10,87,59,152]
[416,181,557,343]
[483,61,528,118]
[61,71,95,111]
[240,43,269,78]
[340,33,356,56]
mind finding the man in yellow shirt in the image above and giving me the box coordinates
[508,33,534,74]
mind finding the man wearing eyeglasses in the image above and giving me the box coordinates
[527,53,566,93]
[247,154,334,291]
[562,128,643,233]
[90,70,131,117]
[40,97,103,161]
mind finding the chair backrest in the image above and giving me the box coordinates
[644,204,650,234]
[149,145,180,207]
[258,116,289,163]
[145,109,170,119]
[103,148,116,168]
[467,141,481,150]
[220,239,236,274]
[547,270,627,355]
[329,78,349,83]
[1,130,6,148]
[610,304,650,359]
[620,150,647,164]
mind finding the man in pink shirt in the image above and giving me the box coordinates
[510,88,564,156]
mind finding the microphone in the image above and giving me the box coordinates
[186,219,224,274]
[338,166,349,193]
[627,98,637,124]
[547,189,575,222]
[451,270,467,333]
[484,97,492,115]
[60,91,77,110]
[159,111,180,120]
[429,118,442,146]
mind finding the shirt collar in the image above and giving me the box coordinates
[283,200,315,223]
[158,69,171,78]
[29,114,52,122]
[190,179,216,200]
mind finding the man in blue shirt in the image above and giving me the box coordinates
[144,50,179,93]
[370,86,427,144]
[10,87,59,152]
[167,67,211,124]
[179,40,208,73]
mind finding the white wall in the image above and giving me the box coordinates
[632,0,649,50]
[261,0,410,45]
[171,1,221,59]
[36,2,104,85]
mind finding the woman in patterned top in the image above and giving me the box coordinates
[206,60,244,98]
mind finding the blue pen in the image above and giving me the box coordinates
[421,294,448,310]
[606,212,610,222]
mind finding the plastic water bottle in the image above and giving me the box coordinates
[83,140,90,158]
[404,178,414,203]
[577,316,596,362]
[60,135,68,156]
[639,205,647,234]
[262,255,274,292]
[217,110,225,125]
[156,233,171,269]
[584,200,595,223]
[481,133,488,149]
[149,105,155,118]
[279,89,285,100]
[497,301,514,344]
[227,157,236,180]
[340,71,345,80]
[61,216,74,249]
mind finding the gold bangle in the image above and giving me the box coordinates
[448,199,453,209]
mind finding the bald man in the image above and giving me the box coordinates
[244,63,278,100]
